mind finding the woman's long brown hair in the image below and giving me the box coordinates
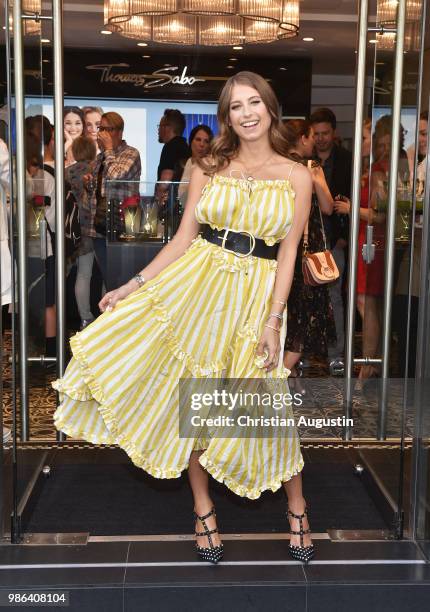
[199,71,297,175]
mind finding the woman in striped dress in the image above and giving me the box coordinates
[53,72,314,564]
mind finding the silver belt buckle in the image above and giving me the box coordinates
[220,228,256,258]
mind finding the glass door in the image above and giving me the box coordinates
[1,0,428,545]
[346,0,427,538]
[4,0,56,542]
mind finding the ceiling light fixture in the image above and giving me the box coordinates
[8,0,42,36]
[302,36,314,42]
[376,0,422,52]
[100,29,113,34]
[103,0,300,45]
[122,16,151,39]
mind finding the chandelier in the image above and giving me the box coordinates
[9,0,42,36]
[103,0,300,45]
[376,0,422,52]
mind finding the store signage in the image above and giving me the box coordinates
[86,64,206,89]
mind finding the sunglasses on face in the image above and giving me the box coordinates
[98,126,117,133]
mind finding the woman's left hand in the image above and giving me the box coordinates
[310,165,326,186]
[256,325,281,373]
[334,196,351,215]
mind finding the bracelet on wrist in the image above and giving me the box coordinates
[264,323,280,333]
[132,273,146,288]
[268,313,283,321]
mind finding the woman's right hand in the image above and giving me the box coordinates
[99,281,136,313]
[64,129,73,151]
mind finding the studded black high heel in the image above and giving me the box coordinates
[287,505,315,563]
[194,507,224,564]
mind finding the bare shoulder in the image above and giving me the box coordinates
[288,163,312,192]
[270,156,311,185]
[190,162,210,184]
[188,161,211,195]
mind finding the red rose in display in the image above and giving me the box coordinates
[122,195,140,208]
[32,195,45,207]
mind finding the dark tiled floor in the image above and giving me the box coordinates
[0,539,429,612]
[124,584,306,612]
[307,584,430,612]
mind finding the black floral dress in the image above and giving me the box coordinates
[284,196,337,357]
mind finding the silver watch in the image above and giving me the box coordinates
[133,274,146,288]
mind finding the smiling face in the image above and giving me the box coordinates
[312,121,336,155]
[228,83,272,144]
[191,129,211,159]
[64,112,83,140]
[85,111,102,142]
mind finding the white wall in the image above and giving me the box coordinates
[311,74,373,150]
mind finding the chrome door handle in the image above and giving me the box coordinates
[39,218,47,260]
[362,225,375,263]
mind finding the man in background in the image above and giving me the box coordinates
[310,107,352,368]
[156,109,190,207]
[89,111,141,287]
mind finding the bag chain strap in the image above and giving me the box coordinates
[303,200,328,254]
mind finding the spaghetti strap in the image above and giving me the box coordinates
[287,162,298,181]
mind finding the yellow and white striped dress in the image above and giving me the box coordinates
[53,174,304,499]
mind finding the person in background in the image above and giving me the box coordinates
[407,110,428,186]
[41,118,55,172]
[0,137,8,188]
[82,106,103,153]
[335,115,409,380]
[64,106,85,167]
[283,119,336,383]
[156,108,190,205]
[334,119,385,381]
[310,107,352,369]
[178,124,213,203]
[0,136,12,443]
[25,133,57,359]
[66,136,98,330]
[87,111,141,287]
[395,110,428,376]
[29,115,55,173]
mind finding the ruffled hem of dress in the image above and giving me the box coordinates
[198,452,304,500]
[53,411,303,498]
[52,280,289,410]
[52,280,291,485]
[53,412,187,480]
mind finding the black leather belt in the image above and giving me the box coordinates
[201,225,279,260]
